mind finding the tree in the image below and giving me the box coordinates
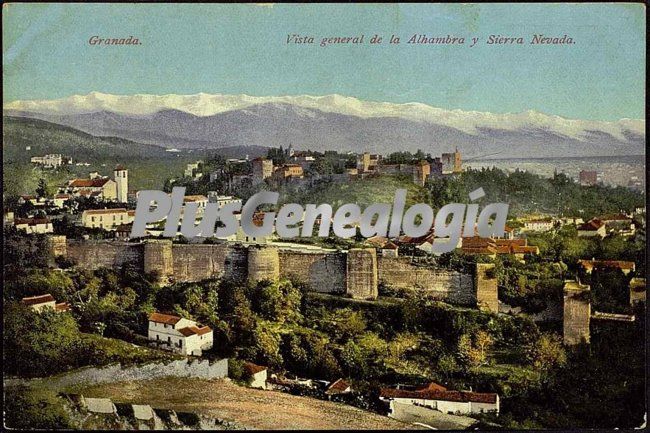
[36,178,51,198]
[524,333,566,371]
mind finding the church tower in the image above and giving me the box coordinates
[113,165,128,203]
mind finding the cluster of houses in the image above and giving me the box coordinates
[518,213,636,239]
[354,148,463,186]
[8,165,131,235]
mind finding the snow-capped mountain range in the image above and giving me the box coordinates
[3,92,645,158]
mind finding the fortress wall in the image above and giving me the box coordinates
[278,251,346,293]
[248,246,280,283]
[66,240,144,270]
[378,257,476,306]
[347,249,378,300]
[172,243,247,283]
[475,263,498,313]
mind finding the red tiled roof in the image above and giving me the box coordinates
[379,386,497,404]
[326,378,351,394]
[600,213,630,221]
[69,178,111,188]
[512,245,540,254]
[178,325,212,337]
[578,219,604,231]
[578,260,635,271]
[416,382,448,392]
[22,294,55,306]
[494,239,527,247]
[383,241,399,250]
[55,302,71,312]
[84,208,128,215]
[244,362,267,375]
[15,218,51,226]
[149,312,182,325]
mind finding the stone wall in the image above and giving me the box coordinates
[378,257,475,306]
[172,243,247,283]
[248,246,280,283]
[475,263,498,313]
[279,251,346,293]
[56,237,491,310]
[563,282,591,346]
[67,240,144,271]
[346,249,378,300]
[32,358,228,391]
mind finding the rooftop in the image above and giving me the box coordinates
[22,294,55,306]
[149,312,182,325]
[379,383,497,404]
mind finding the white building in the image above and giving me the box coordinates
[380,382,499,416]
[22,294,70,313]
[14,217,53,234]
[30,154,69,168]
[577,219,607,238]
[82,208,132,230]
[114,165,129,203]
[523,219,554,232]
[244,362,268,389]
[147,312,213,356]
[51,194,72,208]
[207,192,242,208]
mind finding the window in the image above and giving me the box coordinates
[179,339,182,348]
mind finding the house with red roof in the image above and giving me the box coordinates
[577,219,606,238]
[22,294,70,313]
[325,378,353,396]
[148,312,213,356]
[243,362,268,389]
[379,382,499,416]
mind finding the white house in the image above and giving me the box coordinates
[22,294,70,313]
[82,208,130,230]
[244,362,268,389]
[14,218,54,234]
[147,312,213,356]
[523,219,554,232]
[577,219,607,238]
[380,382,499,416]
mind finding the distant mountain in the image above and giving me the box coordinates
[1,116,267,163]
[4,92,645,158]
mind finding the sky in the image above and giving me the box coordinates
[2,3,646,121]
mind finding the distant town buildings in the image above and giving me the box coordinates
[184,161,203,178]
[523,219,554,232]
[252,158,275,184]
[147,312,213,356]
[59,165,128,202]
[578,170,598,186]
[30,154,72,168]
[441,148,462,174]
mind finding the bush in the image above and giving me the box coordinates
[4,386,73,430]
